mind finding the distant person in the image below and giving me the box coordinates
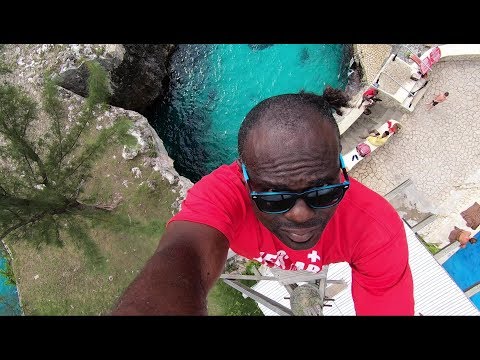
[358,83,381,110]
[387,121,402,134]
[364,130,390,147]
[427,92,449,110]
[408,52,430,79]
[449,226,475,249]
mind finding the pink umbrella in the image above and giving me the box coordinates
[429,46,442,64]
[419,57,432,75]
[409,52,432,75]
[419,46,442,75]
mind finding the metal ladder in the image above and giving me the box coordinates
[221,264,347,316]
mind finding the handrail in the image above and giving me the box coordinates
[464,281,480,298]
[222,279,294,316]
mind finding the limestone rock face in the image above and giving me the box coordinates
[56,44,175,114]
[1,44,191,214]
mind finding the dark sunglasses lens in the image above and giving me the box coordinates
[306,187,344,208]
[255,194,295,213]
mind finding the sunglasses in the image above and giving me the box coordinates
[241,155,350,214]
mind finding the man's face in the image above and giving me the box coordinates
[242,113,341,250]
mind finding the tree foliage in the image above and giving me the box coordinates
[0,46,10,75]
[0,61,130,268]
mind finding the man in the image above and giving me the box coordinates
[357,83,380,110]
[366,130,390,147]
[449,226,477,249]
[387,120,401,134]
[112,87,414,316]
[427,91,449,110]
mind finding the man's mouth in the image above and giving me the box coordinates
[281,228,318,243]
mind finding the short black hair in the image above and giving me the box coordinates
[237,86,351,161]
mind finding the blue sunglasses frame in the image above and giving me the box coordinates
[241,155,350,214]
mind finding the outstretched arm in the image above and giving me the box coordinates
[112,220,229,315]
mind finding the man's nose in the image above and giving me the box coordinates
[283,198,316,223]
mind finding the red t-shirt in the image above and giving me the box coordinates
[169,162,414,315]
[363,87,377,99]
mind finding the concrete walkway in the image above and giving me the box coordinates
[348,59,480,247]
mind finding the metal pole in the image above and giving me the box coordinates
[223,279,294,315]
[220,274,278,281]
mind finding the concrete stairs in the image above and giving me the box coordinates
[395,76,431,111]
[403,83,429,111]
[340,104,404,156]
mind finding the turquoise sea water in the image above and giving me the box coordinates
[0,255,22,315]
[152,44,349,182]
[443,232,480,310]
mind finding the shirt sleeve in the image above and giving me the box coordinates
[350,227,415,315]
[168,165,246,244]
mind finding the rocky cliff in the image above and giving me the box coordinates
[0,43,192,212]
[54,44,175,114]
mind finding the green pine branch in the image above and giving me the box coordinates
[0,59,128,267]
